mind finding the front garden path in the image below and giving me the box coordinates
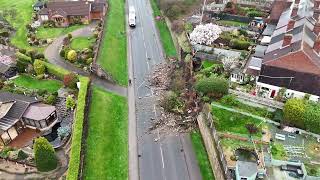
[44,23,127,97]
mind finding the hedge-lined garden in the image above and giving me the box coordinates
[67,76,90,180]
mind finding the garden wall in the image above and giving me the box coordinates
[197,104,232,180]
[66,76,90,180]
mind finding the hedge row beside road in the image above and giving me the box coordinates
[67,76,90,180]
[150,0,177,57]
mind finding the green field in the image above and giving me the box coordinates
[36,25,84,39]
[150,0,177,57]
[70,37,95,50]
[12,74,62,93]
[0,0,35,50]
[84,87,128,179]
[190,131,215,180]
[97,0,127,86]
[212,106,264,138]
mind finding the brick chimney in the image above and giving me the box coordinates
[314,38,320,54]
[287,19,295,31]
[282,34,293,47]
[291,5,298,17]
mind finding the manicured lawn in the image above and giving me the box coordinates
[36,25,84,39]
[70,37,95,50]
[190,131,215,180]
[97,0,127,86]
[212,106,264,138]
[84,87,128,179]
[217,20,248,27]
[150,0,177,57]
[0,0,35,50]
[12,75,62,93]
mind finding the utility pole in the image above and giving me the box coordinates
[200,0,207,24]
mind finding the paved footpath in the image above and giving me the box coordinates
[44,23,127,97]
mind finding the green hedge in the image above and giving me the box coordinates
[230,39,251,50]
[67,76,90,180]
[42,61,70,80]
[15,52,32,63]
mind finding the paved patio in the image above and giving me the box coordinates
[9,128,40,148]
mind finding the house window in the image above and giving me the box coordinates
[40,120,47,128]
[35,121,41,129]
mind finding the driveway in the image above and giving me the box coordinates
[44,23,127,97]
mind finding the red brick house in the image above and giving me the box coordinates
[38,0,107,27]
[255,0,320,101]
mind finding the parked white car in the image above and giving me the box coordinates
[129,6,136,27]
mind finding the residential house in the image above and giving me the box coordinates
[0,92,58,145]
[38,0,107,27]
[253,0,320,101]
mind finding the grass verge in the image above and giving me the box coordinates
[84,87,128,179]
[150,0,177,57]
[190,131,215,180]
[12,74,62,93]
[42,61,70,80]
[67,76,90,180]
[97,0,127,86]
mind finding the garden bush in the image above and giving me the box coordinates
[66,95,76,110]
[16,60,28,73]
[220,95,240,106]
[15,52,32,63]
[33,137,57,172]
[195,76,229,97]
[230,39,251,50]
[303,103,320,134]
[68,33,73,39]
[272,109,284,122]
[19,49,27,54]
[57,126,71,140]
[86,58,93,65]
[60,49,65,58]
[63,73,78,88]
[17,150,28,160]
[283,98,306,128]
[67,50,77,63]
[45,94,57,105]
[33,59,46,75]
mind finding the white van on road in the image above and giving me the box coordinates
[129,6,136,27]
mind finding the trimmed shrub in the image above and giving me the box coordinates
[86,58,93,65]
[60,49,65,58]
[195,76,229,97]
[33,59,46,75]
[19,49,27,54]
[43,61,70,80]
[68,33,73,39]
[15,52,32,63]
[67,50,77,63]
[63,73,78,88]
[16,60,28,73]
[67,77,90,180]
[283,98,306,128]
[66,95,76,110]
[230,39,251,50]
[33,137,58,172]
[17,150,28,160]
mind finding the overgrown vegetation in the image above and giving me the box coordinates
[271,142,287,160]
[67,76,90,180]
[190,131,215,180]
[195,76,229,98]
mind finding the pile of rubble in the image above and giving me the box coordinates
[148,62,197,134]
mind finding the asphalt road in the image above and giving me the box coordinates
[127,0,202,179]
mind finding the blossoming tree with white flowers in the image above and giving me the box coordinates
[190,23,222,45]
